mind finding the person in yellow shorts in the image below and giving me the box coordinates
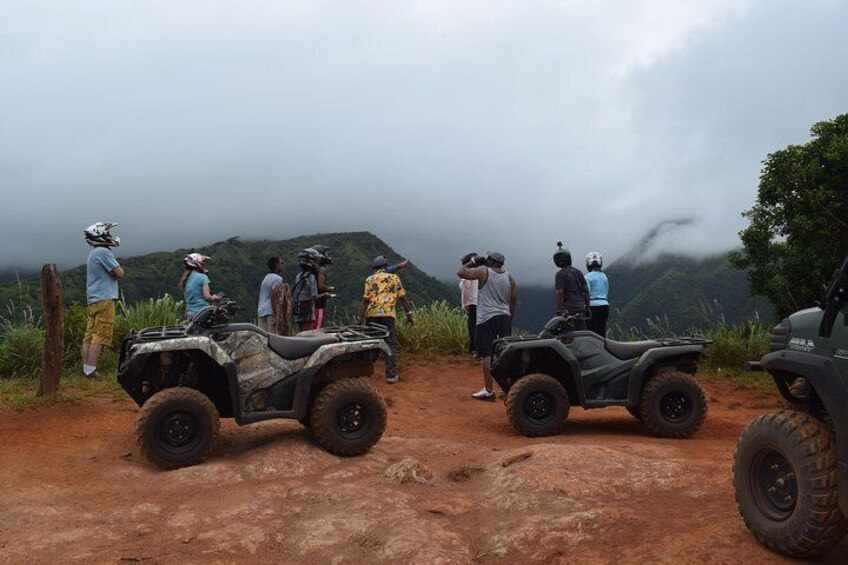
[82,222,124,378]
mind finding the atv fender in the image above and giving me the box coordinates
[304,339,392,369]
[627,345,704,406]
[286,339,393,421]
[491,339,583,402]
[761,349,848,517]
[128,336,233,367]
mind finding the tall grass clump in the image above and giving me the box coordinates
[115,293,184,342]
[0,300,44,379]
[396,301,468,355]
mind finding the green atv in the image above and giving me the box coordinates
[734,254,848,556]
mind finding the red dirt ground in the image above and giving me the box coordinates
[1,357,846,564]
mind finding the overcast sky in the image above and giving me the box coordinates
[2,0,847,282]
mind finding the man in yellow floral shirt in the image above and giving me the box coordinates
[360,256,414,383]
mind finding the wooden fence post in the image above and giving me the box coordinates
[39,263,64,396]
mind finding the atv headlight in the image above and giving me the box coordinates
[769,318,791,352]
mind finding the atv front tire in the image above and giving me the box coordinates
[310,378,387,456]
[505,374,570,437]
[626,406,641,421]
[135,387,220,470]
[733,410,847,557]
[638,371,707,438]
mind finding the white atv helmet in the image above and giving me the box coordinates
[586,251,603,269]
[84,222,120,247]
[183,253,211,273]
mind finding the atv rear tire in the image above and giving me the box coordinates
[638,371,707,438]
[733,410,847,557]
[310,378,387,456]
[135,387,220,470]
[626,406,641,420]
[505,374,570,437]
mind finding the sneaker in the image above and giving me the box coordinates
[386,375,399,384]
[84,370,101,380]
[471,388,495,402]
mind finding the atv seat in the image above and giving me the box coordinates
[267,333,341,360]
[604,339,661,360]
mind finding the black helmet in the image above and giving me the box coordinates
[553,241,572,268]
[312,244,332,265]
[461,252,479,265]
[297,248,321,271]
[487,252,505,267]
[372,255,388,269]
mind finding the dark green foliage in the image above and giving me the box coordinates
[0,232,456,322]
[731,114,848,318]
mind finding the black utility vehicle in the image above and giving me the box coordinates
[734,254,848,557]
[118,301,391,469]
[490,315,710,438]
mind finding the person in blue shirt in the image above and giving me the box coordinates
[82,222,124,378]
[584,251,610,337]
[179,253,222,319]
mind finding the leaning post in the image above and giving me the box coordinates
[39,263,64,396]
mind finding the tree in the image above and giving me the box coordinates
[731,114,848,318]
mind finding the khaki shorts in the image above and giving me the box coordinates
[84,300,116,346]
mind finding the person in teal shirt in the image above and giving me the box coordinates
[179,253,222,319]
[584,251,610,336]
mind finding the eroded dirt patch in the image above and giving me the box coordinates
[1,358,845,564]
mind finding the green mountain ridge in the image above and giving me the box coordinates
[0,232,456,322]
[604,253,774,334]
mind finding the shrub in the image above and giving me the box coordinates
[63,302,88,370]
[114,293,184,344]
[0,300,44,379]
[0,323,45,379]
[396,301,468,355]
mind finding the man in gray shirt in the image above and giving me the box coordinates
[257,257,284,334]
[458,252,517,401]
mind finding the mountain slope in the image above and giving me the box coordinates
[0,232,456,321]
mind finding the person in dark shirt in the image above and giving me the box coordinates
[311,245,335,329]
[553,242,589,330]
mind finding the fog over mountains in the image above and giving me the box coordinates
[2,1,848,283]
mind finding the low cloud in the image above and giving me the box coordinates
[1,0,846,284]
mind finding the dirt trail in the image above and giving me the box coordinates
[1,357,846,564]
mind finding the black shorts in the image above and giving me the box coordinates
[475,314,512,358]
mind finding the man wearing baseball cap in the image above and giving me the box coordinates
[458,252,517,401]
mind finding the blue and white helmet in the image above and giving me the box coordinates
[586,251,603,269]
[84,222,120,247]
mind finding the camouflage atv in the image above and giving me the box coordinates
[118,300,392,469]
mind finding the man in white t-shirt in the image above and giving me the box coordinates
[460,253,480,356]
[257,257,284,333]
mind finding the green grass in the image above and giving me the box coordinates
[396,301,468,356]
[0,371,125,410]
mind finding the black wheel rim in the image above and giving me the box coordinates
[750,447,797,521]
[659,391,692,422]
[336,401,370,439]
[524,391,556,424]
[158,410,201,454]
